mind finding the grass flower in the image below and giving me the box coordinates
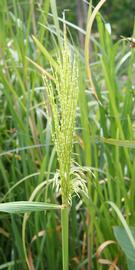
[44,38,79,205]
[43,33,79,270]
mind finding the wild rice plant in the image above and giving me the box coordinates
[43,30,80,270]
[1,1,135,269]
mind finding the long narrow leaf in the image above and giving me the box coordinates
[85,0,106,101]
[50,0,61,47]
[108,202,135,249]
[27,57,54,80]
[32,35,59,71]
[98,137,135,148]
[0,201,64,213]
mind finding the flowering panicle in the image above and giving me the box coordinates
[44,38,79,204]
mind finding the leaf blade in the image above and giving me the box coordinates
[0,201,63,213]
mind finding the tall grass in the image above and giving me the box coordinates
[44,29,79,270]
[0,1,135,270]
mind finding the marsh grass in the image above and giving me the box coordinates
[43,30,79,270]
[0,1,135,270]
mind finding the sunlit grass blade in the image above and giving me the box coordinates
[0,260,20,269]
[26,57,54,80]
[32,35,59,71]
[85,0,106,101]
[0,202,63,213]
[50,0,62,47]
[98,137,135,148]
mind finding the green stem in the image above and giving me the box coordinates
[61,206,69,270]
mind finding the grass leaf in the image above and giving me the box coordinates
[0,201,63,213]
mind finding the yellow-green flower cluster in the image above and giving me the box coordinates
[44,40,79,205]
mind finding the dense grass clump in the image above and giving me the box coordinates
[0,1,135,270]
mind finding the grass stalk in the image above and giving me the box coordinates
[43,27,79,269]
[61,206,69,270]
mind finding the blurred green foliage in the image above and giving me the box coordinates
[57,0,135,36]
[96,0,135,36]
[4,0,134,37]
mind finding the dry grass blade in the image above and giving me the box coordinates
[96,240,116,259]
[0,227,10,238]
[26,57,54,81]
[96,240,120,270]
[109,256,119,270]
[27,248,36,270]
[30,230,45,244]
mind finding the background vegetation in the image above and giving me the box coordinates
[0,0,135,270]
[58,0,135,36]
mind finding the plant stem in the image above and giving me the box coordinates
[61,206,69,270]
